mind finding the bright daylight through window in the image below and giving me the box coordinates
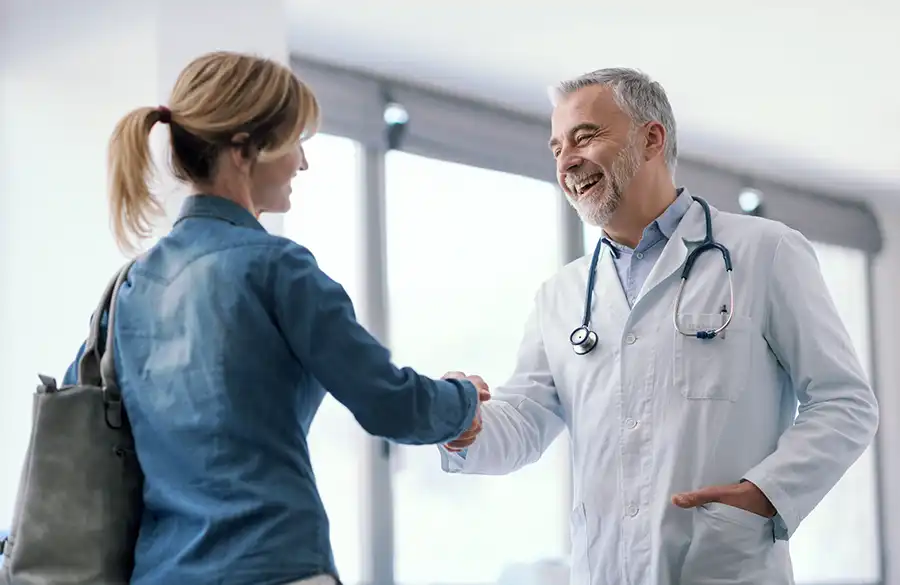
[284,133,367,585]
[386,152,572,585]
[790,242,880,584]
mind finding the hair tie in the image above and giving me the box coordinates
[156,106,172,125]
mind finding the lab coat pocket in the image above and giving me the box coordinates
[569,502,592,584]
[681,502,774,585]
[673,313,753,401]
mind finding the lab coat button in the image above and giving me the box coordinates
[626,505,639,517]
[625,334,637,345]
[625,418,637,429]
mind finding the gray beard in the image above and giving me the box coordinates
[568,141,641,227]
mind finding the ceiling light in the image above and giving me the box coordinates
[383,102,409,126]
[738,188,763,215]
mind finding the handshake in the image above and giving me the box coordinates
[442,371,492,452]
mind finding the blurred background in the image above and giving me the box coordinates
[1,1,898,584]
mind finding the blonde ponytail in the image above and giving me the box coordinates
[104,52,320,253]
[107,107,166,253]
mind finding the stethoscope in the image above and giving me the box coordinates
[570,195,735,355]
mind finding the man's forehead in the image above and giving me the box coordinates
[551,85,623,132]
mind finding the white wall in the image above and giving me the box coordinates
[0,0,288,530]
[0,2,152,528]
[872,199,900,585]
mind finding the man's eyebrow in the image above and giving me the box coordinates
[548,123,604,150]
[571,122,603,135]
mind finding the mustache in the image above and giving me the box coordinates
[564,167,605,191]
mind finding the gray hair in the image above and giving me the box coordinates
[550,68,678,172]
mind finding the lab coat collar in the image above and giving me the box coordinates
[636,191,719,303]
[596,243,632,325]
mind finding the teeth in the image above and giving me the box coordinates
[574,174,602,195]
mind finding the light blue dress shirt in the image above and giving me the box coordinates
[602,188,693,307]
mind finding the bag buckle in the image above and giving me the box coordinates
[104,392,124,430]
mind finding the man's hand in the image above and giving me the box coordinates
[441,371,491,452]
[671,480,777,518]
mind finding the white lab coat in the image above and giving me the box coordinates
[440,199,879,585]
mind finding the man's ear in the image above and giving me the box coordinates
[644,121,666,162]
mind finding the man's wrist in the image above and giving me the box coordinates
[740,479,777,517]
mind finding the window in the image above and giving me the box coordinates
[284,133,367,585]
[791,242,880,584]
[385,152,571,585]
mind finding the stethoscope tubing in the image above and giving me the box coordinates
[571,195,735,355]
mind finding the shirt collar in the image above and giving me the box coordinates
[604,187,693,255]
[175,195,266,232]
[654,187,693,240]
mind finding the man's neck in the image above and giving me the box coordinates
[604,182,678,249]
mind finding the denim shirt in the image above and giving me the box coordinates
[62,195,479,585]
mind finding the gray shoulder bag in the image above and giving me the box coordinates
[1,262,144,585]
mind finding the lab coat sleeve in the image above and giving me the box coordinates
[440,297,566,475]
[742,228,879,540]
[271,242,479,445]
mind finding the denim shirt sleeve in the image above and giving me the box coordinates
[270,242,479,445]
[62,342,87,386]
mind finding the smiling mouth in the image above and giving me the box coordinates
[573,173,604,197]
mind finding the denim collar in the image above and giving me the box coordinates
[175,195,265,232]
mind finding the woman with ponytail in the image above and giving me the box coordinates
[61,51,489,585]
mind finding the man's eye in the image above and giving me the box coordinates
[575,134,592,144]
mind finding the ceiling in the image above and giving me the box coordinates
[286,0,899,204]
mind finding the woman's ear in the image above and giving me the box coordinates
[229,132,257,171]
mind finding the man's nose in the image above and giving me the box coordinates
[557,152,583,175]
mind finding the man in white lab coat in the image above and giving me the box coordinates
[438,68,879,585]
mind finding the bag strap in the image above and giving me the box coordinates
[77,266,125,387]
[75,261,135,428]
[99,263,134,429]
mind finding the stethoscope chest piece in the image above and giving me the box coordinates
[570,326,598,355]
